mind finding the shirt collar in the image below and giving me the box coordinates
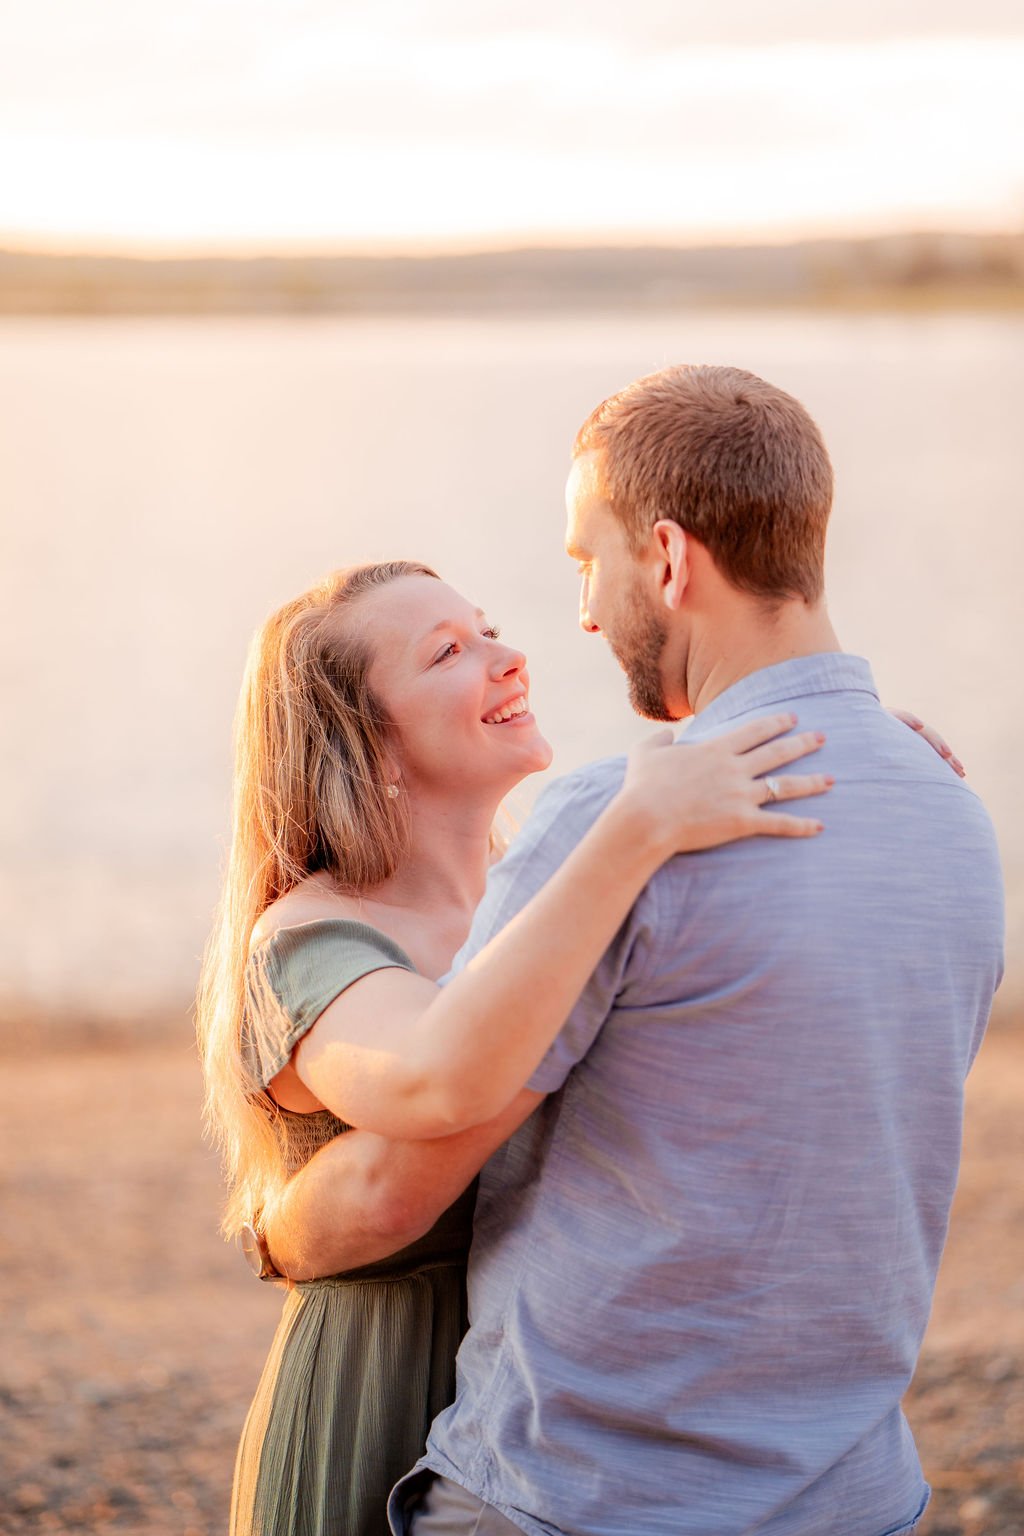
[683,653,879,734]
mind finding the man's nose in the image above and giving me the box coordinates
[579,583,600,634]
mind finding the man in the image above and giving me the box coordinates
[266,366,1003,1534]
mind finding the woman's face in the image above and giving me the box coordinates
[360,574,553,796]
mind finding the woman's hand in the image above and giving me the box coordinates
[889,708,965,777]
[617,713,832,857]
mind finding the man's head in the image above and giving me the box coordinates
[566,364,834,719]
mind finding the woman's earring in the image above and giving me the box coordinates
[386,783,400,799]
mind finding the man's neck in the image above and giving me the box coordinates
[685,602,842,718]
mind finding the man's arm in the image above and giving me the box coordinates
[263,1088,543,1280]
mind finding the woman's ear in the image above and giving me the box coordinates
[652,520,690,611]
[379,737,403,796]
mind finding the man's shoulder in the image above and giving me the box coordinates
[540,752,628,804]
[448,752,636,978]
[519,754,628,847]
[480,754,632,898]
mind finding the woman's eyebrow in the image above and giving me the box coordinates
[417,609,487,646]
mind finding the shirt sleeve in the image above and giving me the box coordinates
[243,919,416,1090]
[445,757,657,1095]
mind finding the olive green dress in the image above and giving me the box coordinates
[229,919,475,1536]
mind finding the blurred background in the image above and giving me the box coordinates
[1,4,1022,1534]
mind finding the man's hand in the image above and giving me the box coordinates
[262,1089,542,1281]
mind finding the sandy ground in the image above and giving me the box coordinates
[2,1028,1022,1536]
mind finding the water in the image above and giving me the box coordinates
[2,311,1021,1025]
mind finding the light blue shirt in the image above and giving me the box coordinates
[398,655,1004,1536]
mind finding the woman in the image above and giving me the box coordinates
[196,558,835,1536]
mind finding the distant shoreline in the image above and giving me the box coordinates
[1,290,1022,319]
[2,233,1021,317]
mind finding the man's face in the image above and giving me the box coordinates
[565,452,674,721]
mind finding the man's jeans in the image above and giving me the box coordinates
[396,1471,931,1536]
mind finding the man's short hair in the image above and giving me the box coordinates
[574,365,833,603]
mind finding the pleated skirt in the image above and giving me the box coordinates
[230,1261,467,1536]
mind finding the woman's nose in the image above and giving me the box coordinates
[491,641,527,677]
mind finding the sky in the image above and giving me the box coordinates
[1,0,1022,253]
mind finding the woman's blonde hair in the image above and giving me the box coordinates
[196,560,437,1238]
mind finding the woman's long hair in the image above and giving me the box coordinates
[196,561,437,1238]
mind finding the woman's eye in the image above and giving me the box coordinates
[433,627,499,663]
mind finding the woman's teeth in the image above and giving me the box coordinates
[483,698,528,725]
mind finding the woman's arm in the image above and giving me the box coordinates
[293,713,830,1139]
[262,1090,543,1279]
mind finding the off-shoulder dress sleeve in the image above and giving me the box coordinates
[242,918,416,1091]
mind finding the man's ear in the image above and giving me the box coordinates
[652,520,690,611]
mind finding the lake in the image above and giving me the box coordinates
[1,310,1020,1027]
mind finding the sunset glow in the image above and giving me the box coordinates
[1,5,1022,254]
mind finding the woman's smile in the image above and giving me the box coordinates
[481,694,530,726]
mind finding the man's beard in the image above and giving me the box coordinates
[606,591,674,722]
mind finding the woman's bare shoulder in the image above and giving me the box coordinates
[248,880,364,955]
